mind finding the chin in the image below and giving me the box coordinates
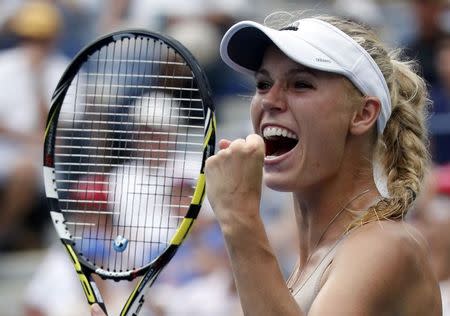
[263,172,297,192]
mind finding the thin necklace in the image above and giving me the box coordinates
[287,189,371,294]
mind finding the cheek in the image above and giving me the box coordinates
[250,98,260,132]
[301,114,349,170]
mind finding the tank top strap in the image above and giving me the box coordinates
[292,234,348,314]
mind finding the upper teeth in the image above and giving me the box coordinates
[263,126,298,139]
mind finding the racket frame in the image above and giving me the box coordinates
[43,29,216,315]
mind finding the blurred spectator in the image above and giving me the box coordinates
[333,0,383,27]
[165,17,253,122]
[55,0,102,58]
[23,208,242,316]
[406,0,448,86]
[150,207,242,316]
[410,164,450,316]
[23,242,147,316]
[23,82,242,315]
[432,34,450,114]
[430,32,450,163]
[0,0,69,251]
[95,0,254,123]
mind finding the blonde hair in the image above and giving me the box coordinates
[268,13,431,228]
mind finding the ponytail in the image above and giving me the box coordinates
[352,55,430,227]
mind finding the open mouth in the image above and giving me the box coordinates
[263,126,299,158]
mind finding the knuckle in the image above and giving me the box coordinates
[246,137,265,155]
[219,147,231,158]
[229,139,245,150]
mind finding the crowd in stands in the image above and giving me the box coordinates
[0,0,449,315]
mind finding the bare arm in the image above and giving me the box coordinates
[221,212,303,316]
[205,135,303,316]
[0,125,42,145]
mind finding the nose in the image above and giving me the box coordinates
[261,83,287,112]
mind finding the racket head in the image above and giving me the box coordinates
[43,29,216,281]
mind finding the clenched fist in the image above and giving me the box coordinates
[205,134,265,227]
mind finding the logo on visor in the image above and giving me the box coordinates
[315,57,332,63]
[280,21,300,31]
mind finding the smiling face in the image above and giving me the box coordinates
[251,46,359,193]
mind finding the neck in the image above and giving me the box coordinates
[293,168,381,267]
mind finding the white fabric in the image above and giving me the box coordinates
[220,18,392,135]
[151,269,242,316]
[23,245,134,316]
[373,159,390,197]
[0,46,68,179]
[130,91,180,127]
[441,279,450,316]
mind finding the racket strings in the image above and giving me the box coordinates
[62,93,204,103]
[54,35,204,272]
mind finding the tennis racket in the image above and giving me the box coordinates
[43,29,216,315]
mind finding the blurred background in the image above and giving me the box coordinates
[0,0,449,315]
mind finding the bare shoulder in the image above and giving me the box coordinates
[338,220,429,267]
[336,221,441,314]
[309,220,442,316]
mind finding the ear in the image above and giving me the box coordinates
[349,96,381,136]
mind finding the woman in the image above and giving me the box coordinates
[204,13,441,316]
[92,13,442,316]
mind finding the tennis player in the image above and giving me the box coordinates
[91,12,442,316]
[204,13,442,316]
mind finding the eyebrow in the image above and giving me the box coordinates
[254,66,318,78]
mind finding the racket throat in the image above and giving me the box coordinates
[121,246,179,315]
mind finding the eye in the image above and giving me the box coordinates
[293,80,313,90]
[256,80,272,91]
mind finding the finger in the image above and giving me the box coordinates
[228,138,246,151]
[246,134,265,154]
[218,139,232,150]
[91,304,107,316]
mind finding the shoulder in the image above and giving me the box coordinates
[309,221,442,315]
[335,221,441,314]
[337,220,428,269]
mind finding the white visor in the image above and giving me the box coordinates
[220,18,392,134]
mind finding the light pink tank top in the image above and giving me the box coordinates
[292,238,345,313]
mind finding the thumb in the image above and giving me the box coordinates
[218,139,232,150]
